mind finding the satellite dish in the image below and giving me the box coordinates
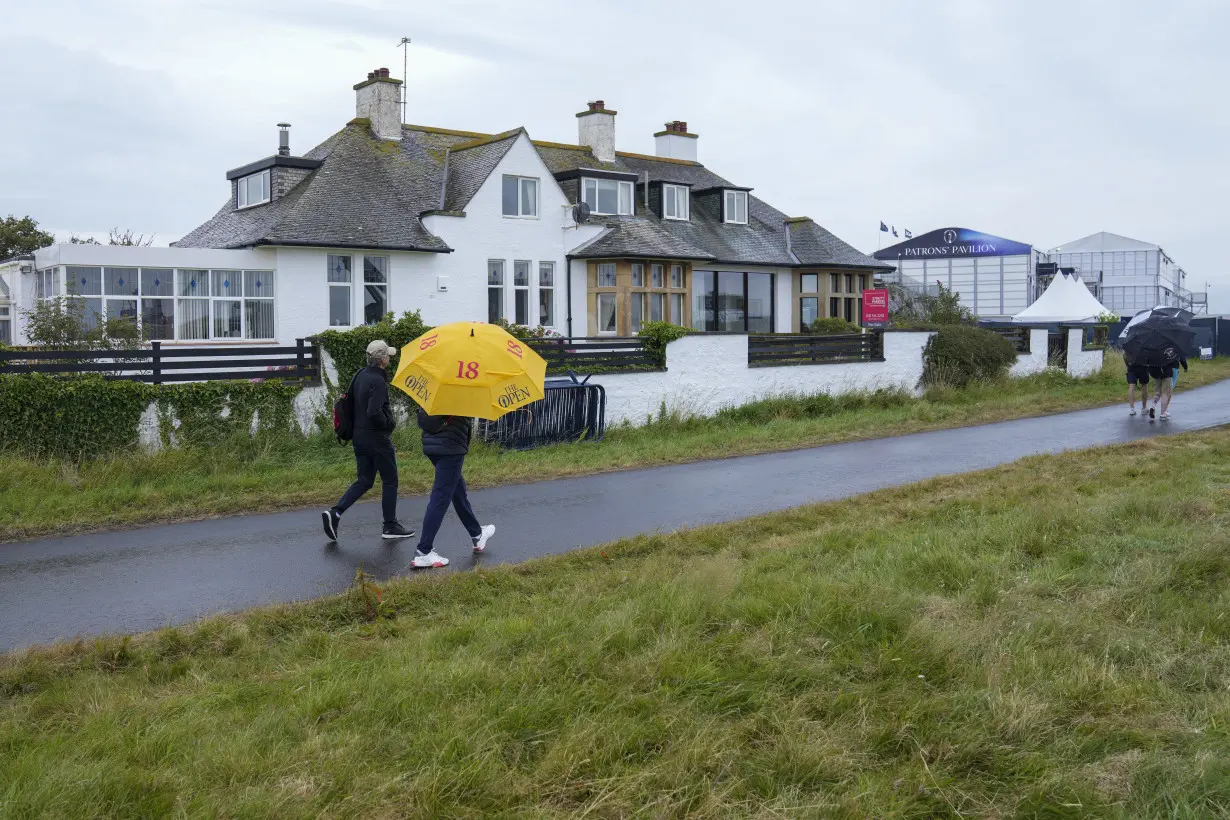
[572,202,591,224]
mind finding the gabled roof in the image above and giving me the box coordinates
[1049,231,1161,254]
[441,129,521,212]
[787,218,892,270]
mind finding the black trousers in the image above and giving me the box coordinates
[416,454,481,554]
[336,432,398,524]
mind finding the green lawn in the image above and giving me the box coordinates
[2,356,1228,542]
[3,427,1230,817]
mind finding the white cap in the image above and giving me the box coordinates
[366,340,398,358]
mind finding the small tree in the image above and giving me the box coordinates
[0,215,54,259]
[69,228,155,246]
[22,298,141,351]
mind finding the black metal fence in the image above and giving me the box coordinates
[527,337,660,373]
[0,339,321,384]
[476,377,606,450]
[748,332,884,367]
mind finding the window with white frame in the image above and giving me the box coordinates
[597,263,617,288]
[0,305,10,345]
[66,266,103,332]
[723,190,748,224]
[514,260,531,325]
[663,184,689,220]
[596,292,617,334]
[651,264,664,288]
[538,262,555,327]
[327,255,352,327]
[243,271,276,339]
[237,169,271,209]
[502,175,539,218]
[631,263,644,287]
[212,270,242,339]
[363,256,388,325]
[583,177,634,215]
[36,269,59,299]
[488,260,505,323]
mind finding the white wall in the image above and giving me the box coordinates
[1066,328,1104,377]
[598,332,932,425]
[425,133,604,335]
[1009,328,1050,377]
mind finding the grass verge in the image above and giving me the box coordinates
[4,429,1230,816]
[2,357,1228,542]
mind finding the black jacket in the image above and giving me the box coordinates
[417,409,472,456]
[352,366,396,435]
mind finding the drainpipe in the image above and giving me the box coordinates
[565,253,574,338]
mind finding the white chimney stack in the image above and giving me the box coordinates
[654,120,697,162]
[577,100,617,163]
[354,68,403,141]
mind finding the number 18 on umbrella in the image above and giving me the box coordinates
[391,322,547,420]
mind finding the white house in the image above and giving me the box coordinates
[3,67,888,346]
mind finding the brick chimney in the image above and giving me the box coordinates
[654,120,698,162]
[354,67,403,141]
[576,100,617,163]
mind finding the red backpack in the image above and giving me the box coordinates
[333,373,358,444]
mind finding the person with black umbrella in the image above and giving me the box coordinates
[1148,348,1187,421]
[1120,306,1195,423]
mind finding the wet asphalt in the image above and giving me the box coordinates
[3,381,1229,653]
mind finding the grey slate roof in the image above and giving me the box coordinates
[176,116,882,270]
[787,218,892,270]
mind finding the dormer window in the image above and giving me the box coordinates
[583,177,634,216]
[237,169,271,209]
[663,184,689,221]
[723,190,748,225]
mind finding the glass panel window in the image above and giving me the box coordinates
[801,296,819,329]
[246,300,275,340]
[488,260,504,324]
[538,262,555,327]
[178,269,209,297]
[631,263,644,288]
[514,260,530,325]
[237,169,270,209]
[583,178,634,215]
[830,297,840,318]
[106,299,138,327]
[142,299,174,341]
[597,292,617,334]
[670,292,684,325]
[142,269,173,297]
[651,264,664,288]
[830,273,840,292]
[244,270,275,299]
[649,293,665,323]
[670,265,684,288]
[213,299,242,339]
[845,273,854,293]
[362,256,387,325]
[178,298,209,340]
[858,274,868,291]
[723,190,748,224]
[502,176,538,217]
[327,256,351,327]
[66,266,102,296]
[802,273,818,294]
[692,270,715,331]
[663,184,689,220]
[630,292,644,333]
[212,270,240,299]
[717,271,745,332]
[597,263,617,288]
[747,272,773,333]
[104,267,139,297]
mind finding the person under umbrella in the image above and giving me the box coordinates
[1120,307,1195,422]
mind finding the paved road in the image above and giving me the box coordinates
[4,383,1229,652]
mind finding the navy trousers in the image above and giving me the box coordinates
[336,432,399,524]
[416,454,481,554]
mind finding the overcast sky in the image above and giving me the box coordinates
[3,0,1227,309]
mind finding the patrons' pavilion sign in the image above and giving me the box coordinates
[873,227,1032,261]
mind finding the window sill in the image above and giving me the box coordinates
[664,216,690,222]
[502,215,540,220]
[235,200,271,211]
[156,339,278,346]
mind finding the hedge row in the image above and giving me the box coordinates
[0,374,300,461]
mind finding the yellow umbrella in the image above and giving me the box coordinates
[391,322,547,420]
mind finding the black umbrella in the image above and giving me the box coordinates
[1120,305,1195,344]
[1120,310,1195,367]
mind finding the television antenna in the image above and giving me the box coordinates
[396,37,411,123]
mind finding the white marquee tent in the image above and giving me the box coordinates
[1012,273,1113,323]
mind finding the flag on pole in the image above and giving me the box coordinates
[879,222,888,232]
[905,229,913,239]
[892,226,898,237]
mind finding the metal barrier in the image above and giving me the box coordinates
[477,374,606,450]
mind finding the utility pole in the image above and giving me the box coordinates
[397,37,411,124]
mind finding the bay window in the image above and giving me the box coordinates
[583,177,634,215]
[663,184,689,220]
[723,190,748,224]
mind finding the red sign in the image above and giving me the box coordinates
[861,288,889,328]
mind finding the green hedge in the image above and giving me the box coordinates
[808,317,861,335]
[922,325,1018,388]
[314,311,430,395]
[0,374,300,461]
[637,322,690,367]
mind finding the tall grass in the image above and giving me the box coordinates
[4,429,1230,816]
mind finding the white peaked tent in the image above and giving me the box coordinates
[1012,273,1113,323]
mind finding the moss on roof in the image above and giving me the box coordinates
[449,128,524,152]
[615,150,700,166]
[403,123,489,139]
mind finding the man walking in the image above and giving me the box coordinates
[408,408,495,569]
[321,340,415,541]
[1125,354,1150,417]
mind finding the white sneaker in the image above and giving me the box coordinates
[472,524,496,553]
[411,551,449,569]
[1129,407,1137,416]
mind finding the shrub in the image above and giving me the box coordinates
[808,317,861,335]
[887,281,975,327]
[314,311,430,393]
[922,325,1018,388]
[22,297,142,351]
[494,319,560,341]
[637,321,689,367]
